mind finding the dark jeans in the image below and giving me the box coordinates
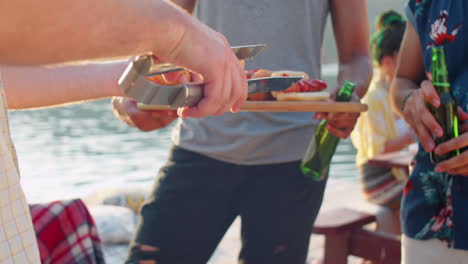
[126,146,327,264]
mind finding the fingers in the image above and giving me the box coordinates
[133,109,178,131]
[111,97,177,131]
[435,150,468,176]
[326,114,359,138]
[191,72,204,83]
[460,122,468,134]
[162,71,187,84]
[230,60,248,113]
[409,113,436,152]
[421,80,440,108]
[402,87,440,152]
[316,88,359,139]
[180,49,246,117]
[111,97,139,127]
[185,32,229,117]
[165,26,246,118]
[180,67,226,117]
[432,110,468,176]
[458,107,468,120]
[434,133,468,156]
[217,54,234,115]
[314,112,328,120]
[326,124,354,139]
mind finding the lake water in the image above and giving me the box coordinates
[8,0,407,203]
[9,99,358,202]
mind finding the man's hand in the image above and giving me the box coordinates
[158,21,247,118]
[434,108,468,176]
[315,91,361,139]
[402,80,443,152]
[111,97,178,132]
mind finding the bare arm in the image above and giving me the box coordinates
[331,0,373,99]
[171,0,197,13]
[0,0,187,65]
[320,0,372,139]
[390,22,425,117]
[2,61,128,109]
[390,22,443,153]
[0,0,247,118]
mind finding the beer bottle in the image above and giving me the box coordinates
[300,81,356,181]
[429,46,460,164]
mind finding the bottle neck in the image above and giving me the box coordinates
[432,46,450,93]
[336,82,356,102]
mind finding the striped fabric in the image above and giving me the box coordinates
[359,163,406,209]
[0,80,41,263]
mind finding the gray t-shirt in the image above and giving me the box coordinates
[172,0,330,165]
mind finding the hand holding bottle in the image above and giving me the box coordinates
[401,80,443,152]
[434,107,468,175]
[315,90,361,138]
[301,81,356,180]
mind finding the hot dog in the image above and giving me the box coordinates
[247,69,275,101]
[246,69,329,101]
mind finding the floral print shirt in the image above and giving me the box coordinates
[403,0,468,249]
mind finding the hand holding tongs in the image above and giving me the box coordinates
[118,44,302,109]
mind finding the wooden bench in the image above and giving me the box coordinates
[312,207,401,264]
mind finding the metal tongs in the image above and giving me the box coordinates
[118,44,302,108]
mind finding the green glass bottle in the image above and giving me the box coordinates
[429,46,460,164]
[300,81,356,181]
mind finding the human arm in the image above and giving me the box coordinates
[2,61,128,109]
[433,108,468,176]
[331,0,373,100]
[318,0,373,138]
[389,22,442,152]
[0,0,247,117]
[111,97,178,131]
[0,0,187,65]
[391,22,468,175]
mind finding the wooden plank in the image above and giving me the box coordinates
[349,229,401,264]
[240,101,367,112]
[137,101,368,113]
[323,231,351,264]
[313,207,376,235]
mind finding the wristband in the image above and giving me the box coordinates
[401,91,414,111]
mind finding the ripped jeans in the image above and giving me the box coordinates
[126,146,327,264]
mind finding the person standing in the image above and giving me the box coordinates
[351,10,414,235]
[0,0,247,262]
[390,1,468,263]
[113,0,373,263]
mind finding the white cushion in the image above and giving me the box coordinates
[84,186,150,214]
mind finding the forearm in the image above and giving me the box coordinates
[382,132,415,153]
[331,0,372,99]
[170,0,197,13]
[337,55,373,99]
[390,22,425,118]
[0,0,190,65]
[390,77,420,117]
[2,60,128,109]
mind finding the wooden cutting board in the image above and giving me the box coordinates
[138,101,367,113]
